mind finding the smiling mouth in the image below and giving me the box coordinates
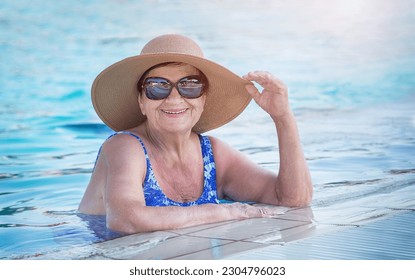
[161,108,188,115]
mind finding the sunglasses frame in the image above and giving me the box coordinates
[142,75,205,100]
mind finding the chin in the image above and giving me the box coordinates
[162,123,194,134]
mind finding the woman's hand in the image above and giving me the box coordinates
[221,202,284,219]
[243,71,291,120]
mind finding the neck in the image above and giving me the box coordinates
[143,122,196,161]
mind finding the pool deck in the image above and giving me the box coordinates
[34,182,415,260]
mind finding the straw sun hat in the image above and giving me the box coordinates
[91,34,252,133]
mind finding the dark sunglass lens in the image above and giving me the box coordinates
[144,78,171,100]
[145,87,169,100]
[178,77,204,98]
[178,87,203,98]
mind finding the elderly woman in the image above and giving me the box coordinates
[79,34,312,233]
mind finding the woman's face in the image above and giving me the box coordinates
[138,64,207,134]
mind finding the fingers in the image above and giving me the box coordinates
[252,205,285,218]
[245,83,261,102]
[225,203,284,219]
[259,206,286,217]
[243,71,269,103]
[243,71,287,93]
[243,71,275,87]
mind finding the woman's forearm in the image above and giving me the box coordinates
[272,111,313,206]
[107,203,222,233]
[107,202,281,234]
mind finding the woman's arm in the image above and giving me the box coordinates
[214,71,312,207]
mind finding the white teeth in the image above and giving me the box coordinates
[162,109,187,114]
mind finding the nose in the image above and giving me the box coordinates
[165,86,183,102]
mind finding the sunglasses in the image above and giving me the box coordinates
[142,75,205,100]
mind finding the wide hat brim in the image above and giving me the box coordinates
[92,53,252,134]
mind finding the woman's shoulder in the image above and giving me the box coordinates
[206,135,233,152]
[204,135,242,166]
[101,132,146,160]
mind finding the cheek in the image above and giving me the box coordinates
[197,95,207,111]
[138,95,147,115]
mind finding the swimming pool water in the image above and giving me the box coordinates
[1,0,414,259]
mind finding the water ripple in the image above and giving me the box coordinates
[314,177,415,207]
[322,179,382,188]
[0,173,21,180]
[0,168,92,181]
[58,123,110,134]
[0,205,36,216]
[0,222,68,228]
[389,169,415,175]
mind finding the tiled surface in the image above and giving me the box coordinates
[32,182,415,259]
[244,222,317,244]
[171,241,270,260]
[100,236,233,260]
[225,211,415,260]
[186,217,310,241]
[166,220,235,235]
[311,206,397,226]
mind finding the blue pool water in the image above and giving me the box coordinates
[1,0,414,259]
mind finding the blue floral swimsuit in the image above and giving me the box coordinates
[98,132,219,207]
